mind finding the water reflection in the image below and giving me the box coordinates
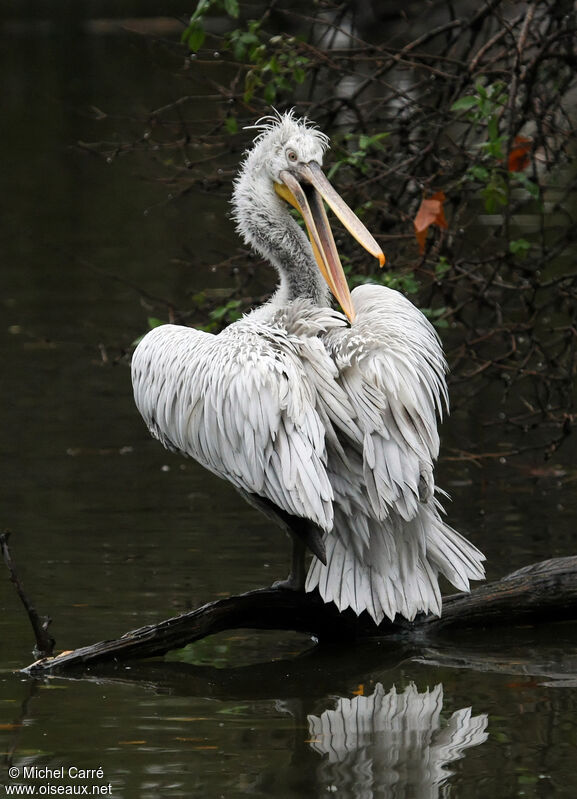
[9,634,577,799]
[307,683,488,798]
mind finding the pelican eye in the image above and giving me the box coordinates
[286,149,298,163]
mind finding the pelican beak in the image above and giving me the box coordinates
[275,161,385,323]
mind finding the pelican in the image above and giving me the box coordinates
[131,111,485,624]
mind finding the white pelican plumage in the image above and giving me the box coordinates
[131,111,485,624]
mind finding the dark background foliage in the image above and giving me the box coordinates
[79,0,577,460]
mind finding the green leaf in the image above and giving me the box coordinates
[481,178,508,213]
[243,70,260,102]
[183,22,205,51]
[451,96,479,112]
[240,32,259,45]
[327,161,341,180]
[468,164,490,181]
[375,271,421,295]
[264,82,277,104]
[367,131,390,150]
[482,131,505,160]
[224,115,238,135]
[358,134,370,151]
[475,81,488,99]
[209,299,242,323]
[435,256,451,279]
[249,42,266,61]
[188,0,213,24]
[487,115,499,143]
[224,0,240,18]
[231,40,246,61]
[293,68,306,84]
[190,291,207,305]
[487,81,506,104]
[265,55,279,74]
[509,238,531,258]
[514,172,540,199]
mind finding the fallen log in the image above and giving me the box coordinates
[22,556,577,675]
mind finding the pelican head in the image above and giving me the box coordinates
[233,111,385,322]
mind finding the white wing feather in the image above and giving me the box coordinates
[305,284,485,622]
[131,306,345,532]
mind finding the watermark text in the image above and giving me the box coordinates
[2,765,112,796]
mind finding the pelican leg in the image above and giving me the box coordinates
[273,535,307,591]
[237,489,327,591]
[272,519,327,591]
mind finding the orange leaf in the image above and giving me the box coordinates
[508,136,531,172]
[174,737,205,742]
[413,191,448,254]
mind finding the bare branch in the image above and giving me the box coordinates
[1,533,54,659]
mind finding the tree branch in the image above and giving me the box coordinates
[22,556,577,675]
[1,532,54,659]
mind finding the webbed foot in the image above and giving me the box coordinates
[272,576,305,591]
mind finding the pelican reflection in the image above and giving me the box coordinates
[307,683,488,798]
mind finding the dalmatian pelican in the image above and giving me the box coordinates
[131,110,485,624]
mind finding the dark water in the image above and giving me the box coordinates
[2,14,577,799]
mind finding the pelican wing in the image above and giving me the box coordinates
[306,284,485,623]
[329,283,448,520]
[131,316,342,531]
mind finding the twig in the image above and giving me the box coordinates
[0,532,55,659]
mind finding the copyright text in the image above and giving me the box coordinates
[2,765,112,796]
